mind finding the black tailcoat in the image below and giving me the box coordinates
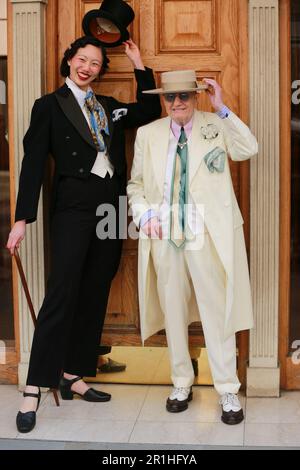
[15,68,161,388]
[15,68,161,223]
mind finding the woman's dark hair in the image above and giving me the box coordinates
[60,36,110,78]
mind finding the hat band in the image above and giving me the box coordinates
[161,81,198,92]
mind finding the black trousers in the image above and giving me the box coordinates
[98,346,112,355]
[26,173,122,388]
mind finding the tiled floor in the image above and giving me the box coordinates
[1,385,300,449]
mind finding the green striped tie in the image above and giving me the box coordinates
[169,127,188,249]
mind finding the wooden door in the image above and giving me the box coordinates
[54,0,250,362]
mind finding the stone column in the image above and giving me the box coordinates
[247,0,280,396]
[11,0,47,388]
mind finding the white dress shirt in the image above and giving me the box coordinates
[65,77,114,178]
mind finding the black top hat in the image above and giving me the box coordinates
[82,0,135,48]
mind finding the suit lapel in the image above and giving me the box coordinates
[55,84,96,150]
[188,110,213,185]
[150,116,171,196]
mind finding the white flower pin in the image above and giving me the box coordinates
[112,108,128,122]
[200,124,219,140]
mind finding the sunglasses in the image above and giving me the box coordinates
[163,92,194,103]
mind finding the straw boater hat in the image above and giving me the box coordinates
[143,70,208,95]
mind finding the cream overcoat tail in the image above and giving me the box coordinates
[127,110,258,342]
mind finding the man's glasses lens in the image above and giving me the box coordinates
[164,92,191,103]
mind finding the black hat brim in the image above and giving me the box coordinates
[82,9,130,48]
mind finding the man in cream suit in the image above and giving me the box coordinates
[127,70,258,425]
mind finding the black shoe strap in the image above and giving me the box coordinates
[63,376,83,385]
[23,392,40,399]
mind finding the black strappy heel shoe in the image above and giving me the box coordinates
[59,376,111,402]
[16,388,41,433]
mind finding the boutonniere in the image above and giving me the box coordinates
[112,108,128,122]
[200,123,219,140]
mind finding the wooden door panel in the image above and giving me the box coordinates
[93,76,135,101]
[58,0,246,347]
[157,0,219,52]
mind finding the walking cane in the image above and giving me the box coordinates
[13,248,60,407]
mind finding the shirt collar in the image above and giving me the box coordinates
[65,77,92,109]
[171,116,194,141]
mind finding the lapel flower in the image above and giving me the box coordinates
[200,123,219,140]
[112,108,128,122]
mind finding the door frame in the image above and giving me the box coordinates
[5,0,251,387]
[45,0,251,389]
[3,0,58,386]
[1,0,19,385]
[279,0,300,390]
[237,0,251,389]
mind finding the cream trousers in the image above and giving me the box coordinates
[151,232,241,395]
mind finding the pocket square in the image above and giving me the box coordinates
[204,147,226,173]
[112,108,128,122]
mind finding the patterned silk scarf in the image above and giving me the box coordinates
[84,90,109,152]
